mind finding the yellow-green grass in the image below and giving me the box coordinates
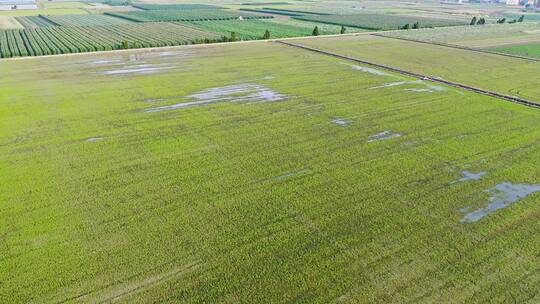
[291,34,540,101]
[2,40,540,303]
[0,8,88,16]
[0,15,23,29]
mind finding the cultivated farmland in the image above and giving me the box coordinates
[292,35,540,100]
[380,23,540,48]
[15,16,57,28]
[2,39,540,303]
[186,19,355,39]
[0,15,23,30]
[106,9,273,23]
[294,13,469,30]
[42,14,134,26]
[133,3,224,10]
[490,42,540,58]
[0,23,220,58]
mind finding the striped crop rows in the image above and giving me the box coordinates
[105,9,273,22]
[15,16,57,29]
[0,22,221,58]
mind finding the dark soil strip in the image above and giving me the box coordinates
[276,40,540,109]
[372,33,540,62]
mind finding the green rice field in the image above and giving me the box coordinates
[292,35,540,100]
[490,42,540,58]
[2,37,540,303]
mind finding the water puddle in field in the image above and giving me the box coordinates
[348,64,392,76]
[85,137,103,142]
[404,88,432,93]
[92,59,122,65]
[102,63,173,75]
[145,83,287,112]
[154,50,193,57]
[332,118,350,126]
[369,81,407,89]
[459,182,540,223]
[369,80,448,92]
[367,130,402,142]
[451,170,486,184]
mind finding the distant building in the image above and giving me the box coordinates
[506,0,519,5]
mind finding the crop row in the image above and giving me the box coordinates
[42,14,133,26]
[133,4,224,10]
[239,8,304,17]
[294,14,468,30]
[15,16,56,29]
[0,22,221,58]
[105,9,273,22]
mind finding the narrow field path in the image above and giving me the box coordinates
[276,40,540,109]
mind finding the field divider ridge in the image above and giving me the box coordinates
[371,33,540,62]
[276,40,540,109]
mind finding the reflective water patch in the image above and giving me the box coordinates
[332,118,350,126]
[92,59,122,65]
[367,130,402,142]
[145,83,287,112]
[460,182,540,223]
[369,81,407,89]
[102,63,173,75]
[451,170,486,184]
[349,64,392,76]
[404,81,447,93]
[404,88,432,93]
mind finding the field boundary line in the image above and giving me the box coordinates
[371,33,540,62]
[276,40,540,109]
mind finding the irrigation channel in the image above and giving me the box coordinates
[277,40,540,109]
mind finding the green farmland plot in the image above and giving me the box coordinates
[293,35,540,100]
[490,42,540,58]
[380,23,540,48]
[15,16,57,28]
[0,23,221,58]
[42,14,135,26]
[240,7,331,17]
[2,39,540,303]
[106,9,273,23]
[186,19,355,39]
[133,3,225,10]
[294,13,468,30]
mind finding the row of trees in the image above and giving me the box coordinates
[399,22,421,30]
[218,25,348,42]
[470,15,524,25]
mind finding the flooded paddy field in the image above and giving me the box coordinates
[2,40,540,303]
